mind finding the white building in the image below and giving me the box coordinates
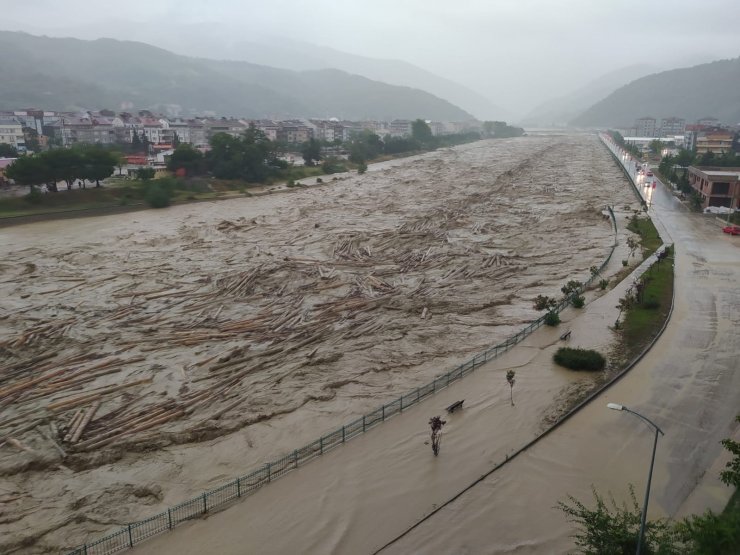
[0,117,26,152]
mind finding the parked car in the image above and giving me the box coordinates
[722,225,740,236]
[646,171,654,177]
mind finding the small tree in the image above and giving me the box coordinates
[614,295,633,329]
[558,486,678,553]
[561,280,583,297]
[357,160,368,174]
[301,138,322,166]
[626,236,640,258]
[429,416,446,456]
[561,280,584,308]
[533,295,557,312]
[533,295,560,326]
[720,415,740,488]
[506,370,516,406]
[589,266,600,279]
[137,167,155,180]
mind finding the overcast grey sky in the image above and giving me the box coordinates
[2,0,739,116]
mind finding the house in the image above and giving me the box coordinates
[687,166,740,210]
[0,117,26,152]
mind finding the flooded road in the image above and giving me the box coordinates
[1,135,639,553]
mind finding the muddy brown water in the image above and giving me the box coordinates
[0,135,639,553]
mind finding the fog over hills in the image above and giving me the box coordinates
[0,31,474,121]
[0,20,509,121]
[570,57,740,127]
[519,64,659,127]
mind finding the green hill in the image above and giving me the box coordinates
[0,31,473,121]
[570,57,740,127]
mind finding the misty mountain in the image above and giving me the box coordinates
[570,57,740,127]
[0,31,473,121]
[222,37,510,121]
[519,64,659,126]
[1,20,508,121]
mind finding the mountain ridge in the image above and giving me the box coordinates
[570,57,740,127]
[0,30,474,121]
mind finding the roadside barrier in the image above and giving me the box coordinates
[66,207,618,555]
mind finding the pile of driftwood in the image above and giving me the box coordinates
[0,194,525,459]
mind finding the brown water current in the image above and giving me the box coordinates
[0,135,640,553]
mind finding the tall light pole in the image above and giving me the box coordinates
[607,403,665,555]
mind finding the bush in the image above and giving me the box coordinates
[622,259,629,267]
[554,347,606,371]
[24,187,44,205]
[322,157,348,174]
[571,295,585,308]
[357,161,368,174]
[544,311,561,326]
[144,184,171,208]
[599,279,609,290]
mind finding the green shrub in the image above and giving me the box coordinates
[24,187,44,205]
[144,184,172,208]
[571,295,585,308]
[599,279,609,290]
[544,311,561,326]
[322,157,348,174]
[553,347,606,371]
[622,259,629,267]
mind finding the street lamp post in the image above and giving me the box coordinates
[607,403,665,555]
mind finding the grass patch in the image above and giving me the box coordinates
[620,247,673,348]
[611,246,674,366]
[627,215,661,258]
[553,347,606,371]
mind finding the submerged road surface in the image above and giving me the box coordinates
[381,149,740,553]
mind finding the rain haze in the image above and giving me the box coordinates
[1,2,740,555]
[2,0,740,118]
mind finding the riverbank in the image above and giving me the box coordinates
[0,142,475,227]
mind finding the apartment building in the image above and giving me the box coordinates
[0,117,26,151]
[634,117,657,138]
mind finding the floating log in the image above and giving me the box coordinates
[71,401,101,443]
